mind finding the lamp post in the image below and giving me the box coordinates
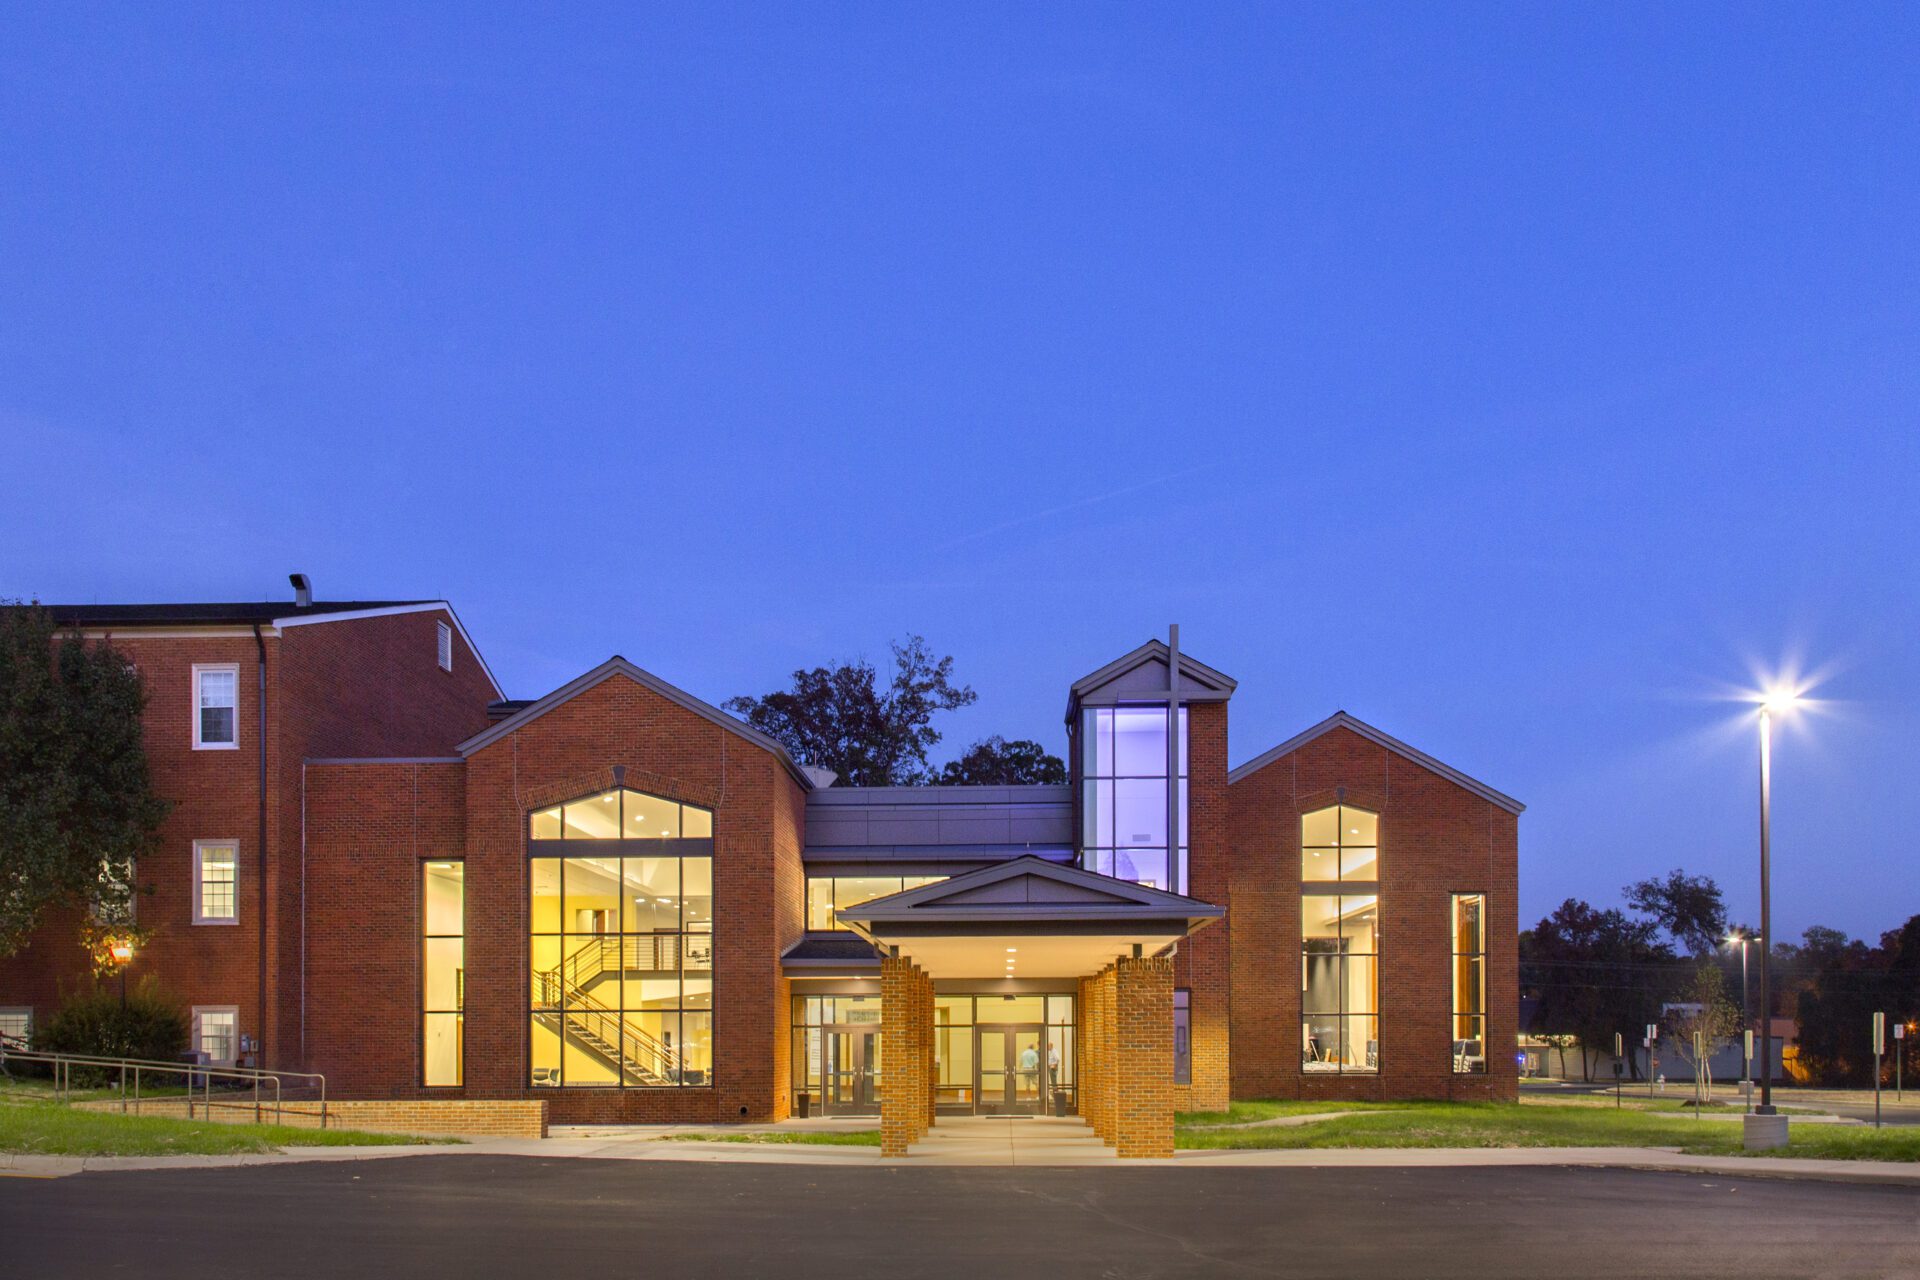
[1754,690,1798,1118]
[108,941,135,1010]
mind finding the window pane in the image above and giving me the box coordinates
[1456,957,1485,1015]
[622,858,680,934]
[562,791,622,839]
[1112,706,1168,776]
[201,705,235,744]
[1339,846,1378,880]
[530,936,562,1008]
[423,862,464,935]
[563,858,622,933]
[1082,708,1113,777]
[833,877,903,912]
[530,806,563,840]
[982,995,1045,1022]
[681,858,712,931]
[1301,895,1342,952]
[1301,806,1339,847]
[564,936,620,1008]
[1046,996,1074,1025]
[621,790,680,839]
[1110,848,1167,889]
[564,1019,620,1085]
[1113,778,1168,848]
[680,975,713,1010]
[625,974,680,1011]
[1339,806,1378,846]
[423,1013,463,1087]
[1302,845,1339,881]
[1455,894,1485,954]
[531,1015,562,1086]
[679,1012,713,1085]
[681,805,713,838]
[198,845,236,920]
[423,938,464,1011]
[530,860,562,933]
[806,878,837,930]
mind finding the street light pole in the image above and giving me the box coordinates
[1757,707,1776,1116]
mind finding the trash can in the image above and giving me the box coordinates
[795,1091,811,1119]
[1052,1089,1070,1117]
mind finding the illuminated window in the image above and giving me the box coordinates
[424,862,465,1087]
[1452,893,1487,1074]
[1080,705,1187,891]
[192,664,238,749]
[529,787,714,1088]
[193,841,238,924]
[1301,804,1377,883]
[805,875,946,931]
[193,1006,238,1066]
[1302,894,1378,1073]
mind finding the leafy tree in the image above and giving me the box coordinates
[935,736,1066,786]
[0,604,167,958]
[1624,868,1728,956]
[1661,962,1742,1100]
[725,636,977,786]
[1521,898,1677,1081]
[1785,923,1896,1085]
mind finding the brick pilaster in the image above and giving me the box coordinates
[1114,954,1175,1157]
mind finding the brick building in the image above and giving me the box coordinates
[1,584,1521,1153]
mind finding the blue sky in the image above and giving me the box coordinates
[4,7,1916,940]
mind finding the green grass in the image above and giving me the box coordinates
[1172,1101,1920,1161]
[1177,1099,1396,1127]
[0,1094,452,1157]
[660,1128,882,1146]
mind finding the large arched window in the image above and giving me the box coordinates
[1301,804,1378,1074]
[528,787,713,1089]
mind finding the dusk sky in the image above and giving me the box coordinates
[4,7,1915,942]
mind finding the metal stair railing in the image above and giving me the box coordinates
[0,1042,328,1127]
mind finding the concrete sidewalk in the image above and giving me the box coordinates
[9,1118,1920,1185]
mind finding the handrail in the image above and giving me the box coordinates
[0,1045,328,1128]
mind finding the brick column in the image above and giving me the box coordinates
[1113,954,1175,1157]
[880,954,918,1156]
[920,967,936,1130]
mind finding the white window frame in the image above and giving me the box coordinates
[192,1006,239,1066]
[192,840,240,925]
[0,1006,31,1048]
[436,620,453,672]
[191,663,240,751]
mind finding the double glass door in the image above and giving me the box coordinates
[976,1024,1045,1115]
[821,1025,880,1115]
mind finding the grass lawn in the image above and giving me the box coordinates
[0,1093,451,1157]
[1173,1100,1920,1161]
[660,1129,882,1146]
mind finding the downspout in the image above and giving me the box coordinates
[252,624,268,1068]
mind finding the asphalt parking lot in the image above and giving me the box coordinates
[5,1155,1918,1279]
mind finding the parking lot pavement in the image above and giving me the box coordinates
[5,1156,1918,1279]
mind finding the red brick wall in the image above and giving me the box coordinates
[455,671,807,1124]
[1176,699,1231,1112]
[1227,725,1520,1102]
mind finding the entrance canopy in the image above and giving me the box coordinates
[836,856,1222,980]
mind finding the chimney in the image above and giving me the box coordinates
[289,573,312,608]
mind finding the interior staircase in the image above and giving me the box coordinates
[536,936,685,1085]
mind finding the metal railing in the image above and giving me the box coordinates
[0,1042,328,1128]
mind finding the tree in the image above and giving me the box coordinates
[725,636,978,786]
[0,604,167,958]
[1786,924,1890,1085]
[934,736,1067,786]
[1624,868,1728,956]
[1522,898,1677,1081]
[1661,963,1742,1101]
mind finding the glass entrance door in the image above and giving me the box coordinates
[976,1024,1044,1115]
[821,1025,879,1115]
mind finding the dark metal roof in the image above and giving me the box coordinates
[804,784,1072,858]
[35,601,434,627]
[779,933,882,965]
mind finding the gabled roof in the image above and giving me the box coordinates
[1226,711,1524,814]
[1065,638,1236,724]
[455,655,812,788]
[37,599,503,700]
[836,855,1223,930]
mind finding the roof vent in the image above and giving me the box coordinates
[289,573,312,608]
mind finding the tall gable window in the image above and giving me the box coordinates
[192,664,238,749]
[1080,705,1187,891]
[528,787,714,1088]
[1451,894,1487,1074]
[1301,804,1378,1073]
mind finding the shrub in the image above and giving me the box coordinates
[36,977,189,1067]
